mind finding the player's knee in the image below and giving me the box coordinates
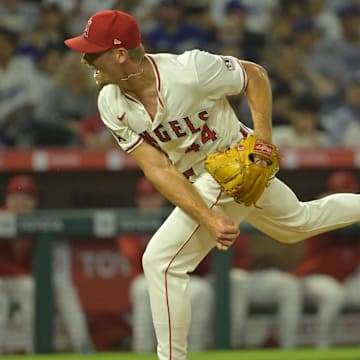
[189,277,213,302]
[0,279,6,292]
[323,285,346,309]
[15,276,34,294]
[230,269,251,291]
[130,275,148,298]
[142,248,161,276]
[141,249,152,274]
[279,280,302,302]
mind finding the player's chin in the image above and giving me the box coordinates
[94,76,112,87]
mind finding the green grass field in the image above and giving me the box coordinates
[3,348,360,360]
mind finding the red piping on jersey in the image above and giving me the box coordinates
[164,189,223,359]
[239,62,248,92]
[147,55,161,92]
[125,137,143,153]
[124,94,138,103]
[240,125,248,138]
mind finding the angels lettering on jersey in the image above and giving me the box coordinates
[112,109,218,154]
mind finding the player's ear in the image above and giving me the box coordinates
[114,48,129,64]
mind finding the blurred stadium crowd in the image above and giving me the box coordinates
[0,0,360,149]
[1,0,360,356]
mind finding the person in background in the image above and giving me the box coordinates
[272,94,330,148]
[20,3,69,60]
[0,0,39,39]
[80,114,118,149]
[0,175,93,354]
[320,75,360,145]
[230,233,303,349]
[143,0,209,54]
[214,0,267,63]
[0,27,41,147]
[0,175,38,353]
[336,78,360,147]
[33,51,98,146]
[117,176,214,352]
[294,170,360,348]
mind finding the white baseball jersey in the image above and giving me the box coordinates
[98,50,250,177]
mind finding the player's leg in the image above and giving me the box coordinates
[6,276,34,353]
[188,275,214,351]
[54,280,93,353]
[250,270,302,349]
[302,275,345,348]
[244,178,360,243]
[142,174,253,360]
[129,274,156,352]
[142,209,215,360]
[0,280,9,354]
[229,268,252,348]
[343,275,360,307]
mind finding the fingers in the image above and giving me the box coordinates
[207,212,240,250]
[216,243,230,251]
[215,229,239,251]
[254,155,270,167]
[220,224,240,238]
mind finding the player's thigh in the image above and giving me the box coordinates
[0,279,10,320]
[246,178,360,243]
[251,270,299,304]
[244,178,308,242]
[130,274,149,301]
[5,276,34,320]
[143,173,252,273]
[302,275,344,303]
[143,207,216,275]
[189,276,213,303]
[341,276,360,307]
[193,172,254,223]
[6,276,34,297]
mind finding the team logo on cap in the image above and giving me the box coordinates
[113,38,122,45]
[83,18,92,38]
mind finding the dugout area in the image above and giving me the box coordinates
[1,151,360,354]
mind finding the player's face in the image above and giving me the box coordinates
[6,193,37,213]
[82,49,125,87]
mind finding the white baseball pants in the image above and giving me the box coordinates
[230,268,302,349]
[142,173,360,360]
[130,273,213,352]
[302,275,345,348]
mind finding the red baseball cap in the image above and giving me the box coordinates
[64,10,141,53]
[6,175,38,197]
[327,171,358,193]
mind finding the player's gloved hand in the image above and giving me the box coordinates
[204,135,280,206]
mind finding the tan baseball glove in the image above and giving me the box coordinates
[204,135,280,206]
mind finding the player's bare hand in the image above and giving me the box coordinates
[204,212,240,251]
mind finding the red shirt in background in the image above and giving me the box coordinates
[231,234,251,271]
[116,233,216,277]
[116,233,150,277]
[0,238,33,276]
[0,208,33,276]
[294,233,360,282]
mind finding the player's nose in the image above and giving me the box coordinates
[81,54,89,65]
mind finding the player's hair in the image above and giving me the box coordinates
[128,44,145,62]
